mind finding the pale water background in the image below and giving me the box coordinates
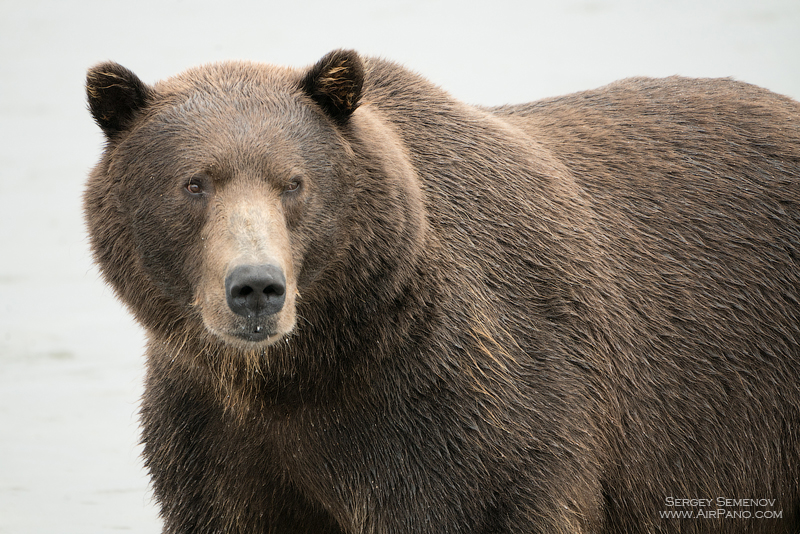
[1,0,798,532]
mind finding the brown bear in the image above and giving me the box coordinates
[85,50,800,533]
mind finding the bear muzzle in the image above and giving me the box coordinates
[194,188,298,347]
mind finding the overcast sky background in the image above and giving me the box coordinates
[1,0,798,532]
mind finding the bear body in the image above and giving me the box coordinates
[85,51,800,533]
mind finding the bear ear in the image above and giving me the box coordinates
[301,49,364,124]
[86,62,153,139]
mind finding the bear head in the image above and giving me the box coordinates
[84,50,426,358]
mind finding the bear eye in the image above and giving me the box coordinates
[284,176,302,193]
[185,176,206,196]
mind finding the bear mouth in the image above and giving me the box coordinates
[234,329,273,343]
[230,322,279,343]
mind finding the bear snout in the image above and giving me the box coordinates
[224,263,287,318]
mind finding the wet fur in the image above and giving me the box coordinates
[85,51,800,533]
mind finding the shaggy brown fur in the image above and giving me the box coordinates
[85,50,800,533]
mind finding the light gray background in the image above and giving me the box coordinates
[1,0,798,532]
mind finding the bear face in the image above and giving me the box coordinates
[85,52,390,349]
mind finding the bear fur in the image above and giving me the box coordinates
[85,50,800,533]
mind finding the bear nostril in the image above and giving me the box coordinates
[225,264,287,318]
[265,283,285,297]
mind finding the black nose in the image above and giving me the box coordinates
[225,264,286,317]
